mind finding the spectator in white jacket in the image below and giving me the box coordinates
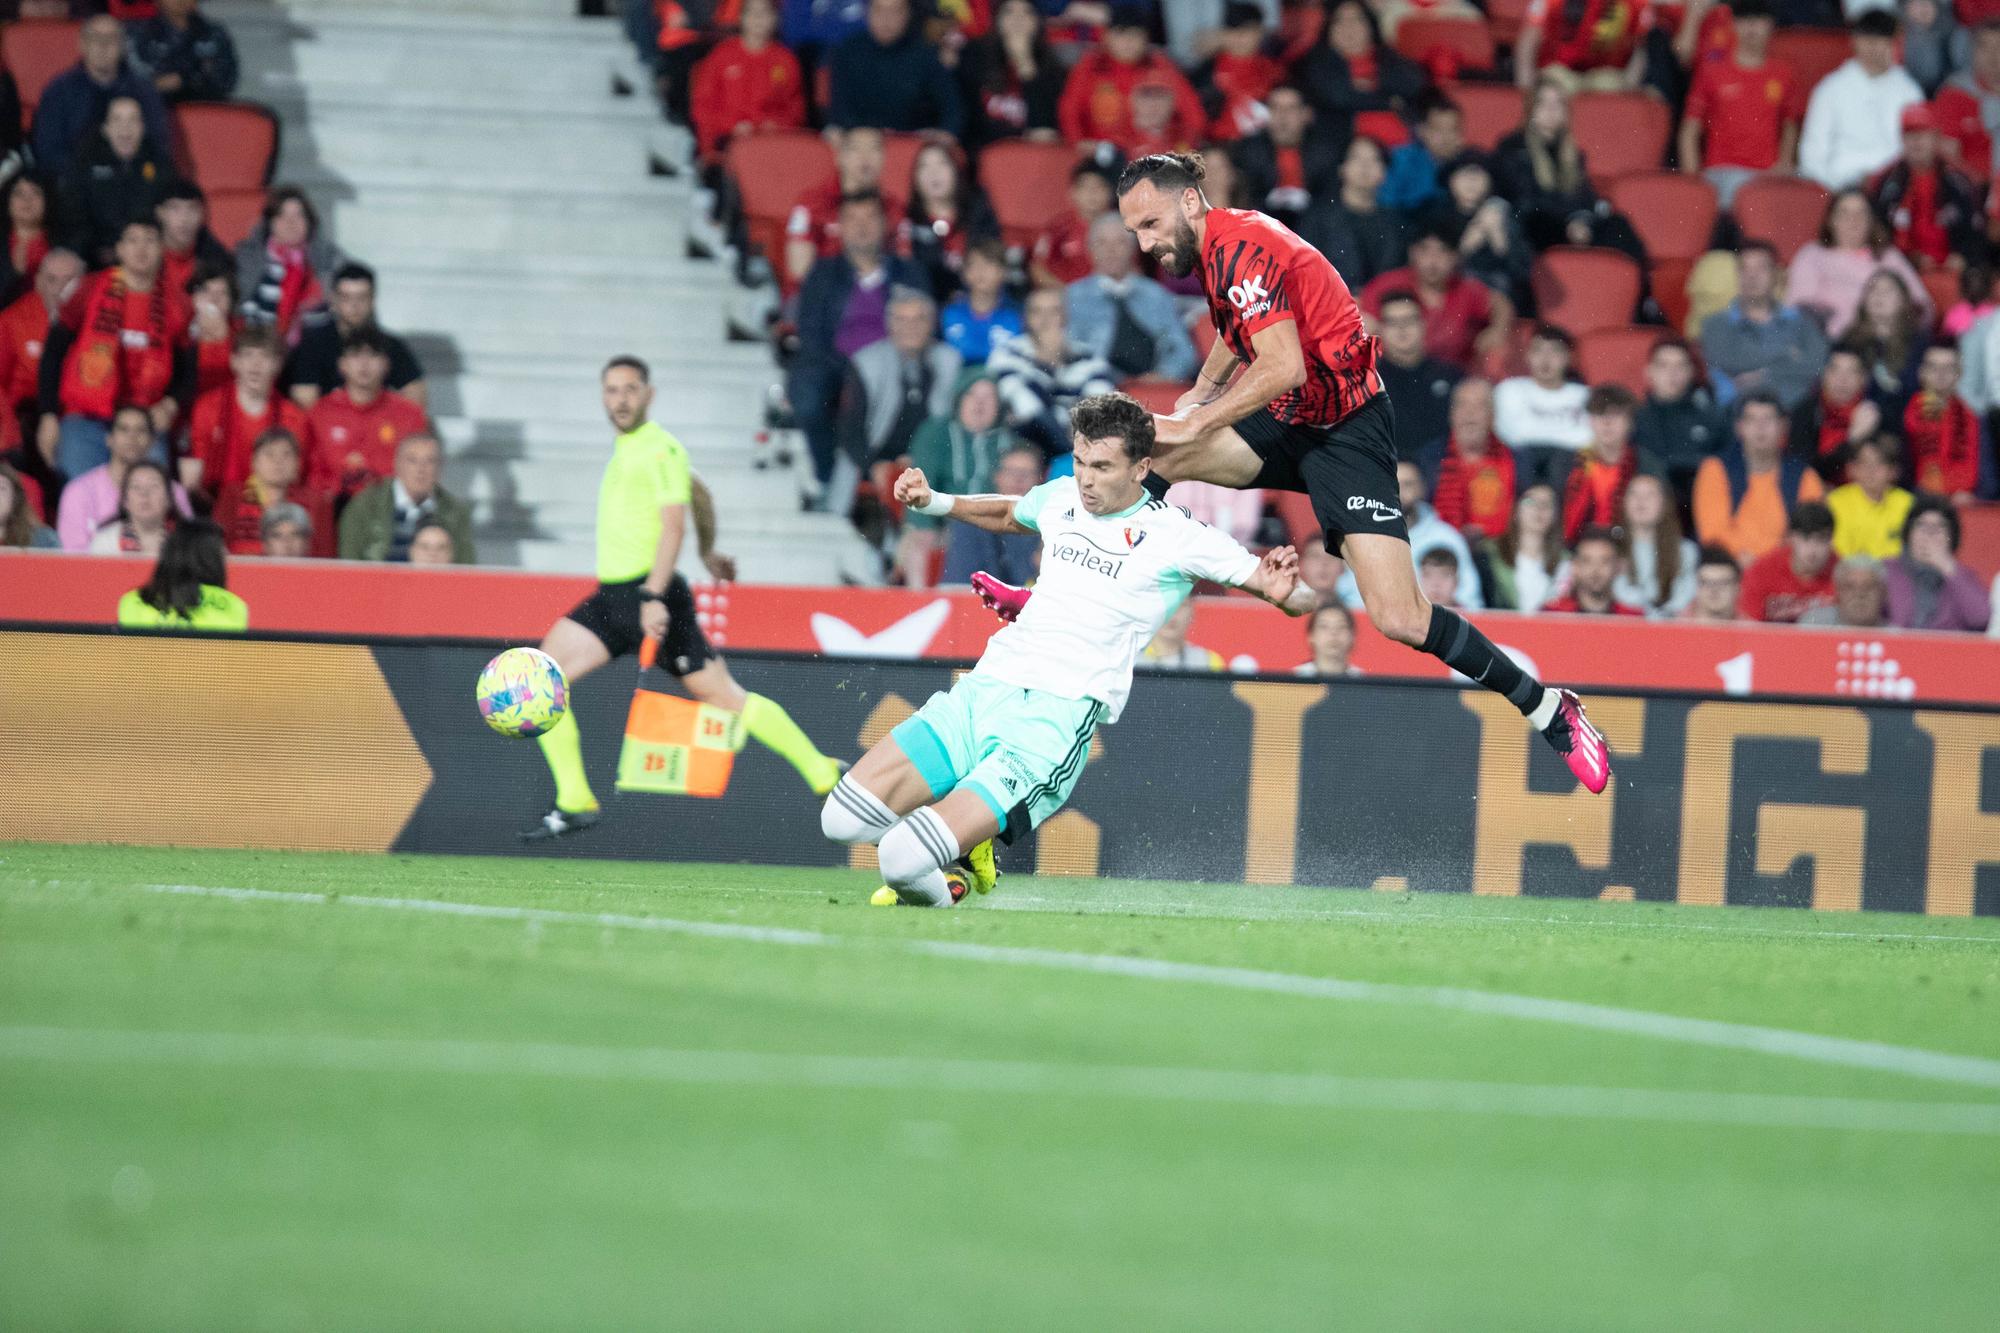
[1493,324,1590,490]
[1799,11,1925,190]
[1336,460,1484,609]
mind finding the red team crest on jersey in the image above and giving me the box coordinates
[1124,527,1147,549]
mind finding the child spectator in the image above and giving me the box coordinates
[154,180,230,302]
[129,0,240,104]
[1229,85,1337,226]
[1382,92,1464,215]
[897,371,1013,585]
[116,518,246,631]
[1417,546,1462,609]
[259,501,314,558]
[213,427,334,557]
[0,174,51,305]
[39,218,190,480]
[1295,0,1424,124]
[1687,543,1744,621]
[234,187,344,345]
[187,263,237,400]
[339,431,475,564]
[1198,3,1285,143]
[1694,391,1826,562]
[1429,379,1517,541]
[1293,602,1361,678]
[87,457,180,556]
[1677,0,1799,207]
[1868,105,1983,270]
[1544,527,1645,615]
[1884,497,1992,631]
[183,326,312,496]
[1633,338,1728,508]
[1738,500,1838,621]
[988,286,1116,461]
[0,459,58,548]
[688,0,804,165]
[1493,325,1590,488]
[1800,11,1925,191]
[307,327,429,504]
[1297,136,1405,293]
[827,0,963,137]
[406,519,457,566]
[1361,227,1512,370]
[1561,384,1660,544]
[1066,214,1198,381]
[1699,241,1832,412]
[57,406,191,550]
[940,240,1023,366]
[1904,342,1983,502]
[898,139,1001,303]
[57,96,174,268]
[1826,434,1914,558]
[285,263,426,410]
[1376,289,1462,462]
[1059,8,1205,153]
[1031,159,1116,289]
[1613,473,1699,616]
[958,0,1064,148]
[784,127,899,291]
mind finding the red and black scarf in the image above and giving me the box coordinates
[60,271,172,421]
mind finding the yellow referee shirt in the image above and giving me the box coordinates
[596,420,692,583]
[1826,483,1913,560]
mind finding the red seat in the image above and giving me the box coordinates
[1571,91,1671,187]
[725,129,835,276]
[977,139,1076,249]
[1651,256,1696,334]
[204,186,265,249]
[1485,0,1533,45]
[881,132,924,201]
[1919,267,1961,330]
[1479,319,1538,380]
[1531,247,1644,336]
[1731,174,1830,263]
[2,19,80,115]
[1608,171,1718,263]
[1354,109,1410,148]
[1576,326,1667,395]
[1769,29,1851,100]
[1448,81,1523,153]
[1393,17,1496,73]
[1274,490,1319,544]
[1117,378,1194,416]
[172,101,278,192]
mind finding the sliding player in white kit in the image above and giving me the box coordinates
[819,392,1315,906]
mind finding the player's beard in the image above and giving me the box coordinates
[1155,215,1200,279]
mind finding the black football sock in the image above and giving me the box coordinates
[1421,604,1549,721]
[1142,472,1171,500]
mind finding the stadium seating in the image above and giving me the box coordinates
[1575,326,1666,395]
[1768,28,1851,98]
[1570,92,1671,187]
[1355,109,1411,149]
[1484,0,1533,44]
[173,101,279,193]
[1449,81,1524,152]
[882,132,924,202]
[1920,268,1961,330]
[1730,174,1830,262]
[1650,257,1696,334]
[726,129,834,278]
[1393,17,1497,74]
[1531,247,1644,336]
[1608,172,1718,264]
[2,18,79,115]
[978,139,1077,250]
[204,186,265,249]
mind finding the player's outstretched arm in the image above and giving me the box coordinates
[1238,545,1316,617]
[892,466,1031,534]
[1158,319,1305,446]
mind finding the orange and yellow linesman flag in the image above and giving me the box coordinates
[616,639,745,798]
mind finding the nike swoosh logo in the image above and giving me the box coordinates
[1371,511,1399,522]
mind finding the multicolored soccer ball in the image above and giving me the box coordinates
[476,647,569,738]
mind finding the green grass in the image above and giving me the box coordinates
[3,843,1999,1331]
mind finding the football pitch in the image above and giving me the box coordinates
[3,844,1998,1330]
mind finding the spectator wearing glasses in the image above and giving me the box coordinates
[1686,543,1743,621]
[1884,497,1991,631]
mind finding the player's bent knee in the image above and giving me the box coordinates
[878,820,945,887]
[820,790,884,845]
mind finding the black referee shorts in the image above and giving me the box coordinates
[1234,392,1409,544]
[564,574,713,677]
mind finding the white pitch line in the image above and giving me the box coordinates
[5,1025,1997,1137]
[132,882,2000,1091]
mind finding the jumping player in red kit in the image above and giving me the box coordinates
[975,151,1611,792]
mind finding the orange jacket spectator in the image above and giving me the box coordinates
[1430,436,1516,539]
[1058,47,1205,152]
[1693,444,1825,563]
[688,33,806,162]
[307,386,427,502]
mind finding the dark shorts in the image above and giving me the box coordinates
[564,574,714,676]
[1234,392,1409,544]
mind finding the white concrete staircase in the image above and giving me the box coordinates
[213,0,852,581]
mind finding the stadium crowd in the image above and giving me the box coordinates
[0,2,473,574]
[632,0,2000,636]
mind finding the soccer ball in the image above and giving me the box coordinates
[476,647,569,738]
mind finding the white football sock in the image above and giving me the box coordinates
[1528,689,1561,732]
[878,809,961,908]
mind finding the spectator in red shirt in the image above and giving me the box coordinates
[155,178,229,302]
[1030,158,1115,288]
[1544,527,1646,614]
[182,325,312,498]
[1361,225,1513,370]
[307,326,428,503]
[38,216,191,480]
[1515,0,1649,91]
[1904,341,1984,503]
[1738,499,1837,621]
[211,426,334,557]
[1057,9,1206,153]
[1198,3,1286,142]
[1676,0,1798,208]
[689,0,805,165]
[186,261,237,400]
[1427,377,1516,540]
[784,126,898,290]
[1561,384,1661,544]
[1868,105,1984,270]
[1933,21,2000,180]
[0,247,81,455]
[0,173,52,306]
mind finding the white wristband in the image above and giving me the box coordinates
[916,492,956,517]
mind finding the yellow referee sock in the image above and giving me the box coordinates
[741,692,842,794]
[535,708,600,813]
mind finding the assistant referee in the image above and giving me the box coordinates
[523,355,844,840]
